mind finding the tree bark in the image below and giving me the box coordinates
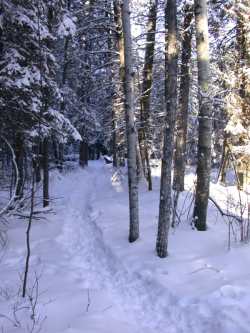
[156,0,178,258]
[35,143,41,183]
[14,133,24,200]
[121,0,139,242]
[192,0,212,231]
[105,0,118,167]
[43,138,49,207]
[236,0,250,137]
[218,136,229,184]
[113,0,126,167]
[173,3,193,192]
[138,0,158,191]
[79,141,88,167]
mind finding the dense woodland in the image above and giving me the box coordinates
[0,0,250,331]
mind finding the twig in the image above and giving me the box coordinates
[22,171,36,298]
[208,196,243,224]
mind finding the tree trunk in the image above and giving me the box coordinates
[113,0,126,167]
[105,0,118,168]
[35,143,41,183]
[58,0,71,171]
[218,136,229,184]
[58,142,64,171]
[173,3,193,192]
[192,0,212,231]
[43,138,49,207]
[138,0,158,191]
[79,141,88,167]
[0,2,3,59]
[156,0,178,258]
[236,0,250,136]
[14,133,24,200]
[112,108,118,167]
[121,0,139,242]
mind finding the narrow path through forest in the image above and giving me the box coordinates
[2,161,250,333]
[53,161,250,333]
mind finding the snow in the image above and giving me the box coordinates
[1,161,250,333]
[58,14,77,38]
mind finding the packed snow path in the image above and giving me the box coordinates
[1,160,250,333]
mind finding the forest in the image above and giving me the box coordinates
[0,0,250,332]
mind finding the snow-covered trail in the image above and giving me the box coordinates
[51,161,250,333]
[53,163,182,332]
[1,160,250,333]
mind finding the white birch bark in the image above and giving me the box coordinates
[121,0,139,242]
[192,0,212,231]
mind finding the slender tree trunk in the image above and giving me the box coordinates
[156,0,178,258]
[121,0,139,242]
[79,141,88,167]
[192,0,212,231]
[57,0,71,171]
[52,136,59,167]
[105,0,118,168]
[22,170,35,298]
[218,136,229,184]
[78,1,96,167]
[173,3,193,192]
[112,108,118,167]
[0,2,3,59]
[33,141,41,183]
[43,138,49,207]
[138,0,158,191]
[14,133,24,200]
[58,142,64,171]
[40,4,53,206]
[113,0,126,167]
[236,0,250,137]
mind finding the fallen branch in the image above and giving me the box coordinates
[208,196,243,224]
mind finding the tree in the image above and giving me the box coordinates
[192,0,212,231]
[138,0,158,191]
[156,0,178,258]
[121,0,139,242]
[113,0,126,167]
[0,0,80,206]
[173,2,193,192]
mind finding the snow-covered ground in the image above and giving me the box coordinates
[1,160,250,333]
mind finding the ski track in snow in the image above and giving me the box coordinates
[55,161,250,333]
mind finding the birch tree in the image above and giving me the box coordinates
[156,0,178,257]
[113,0,126,167]
[192,0,212,231]
[121,0,139,242]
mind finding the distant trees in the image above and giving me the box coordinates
[0,0,249,255]
[0,0,81,207]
